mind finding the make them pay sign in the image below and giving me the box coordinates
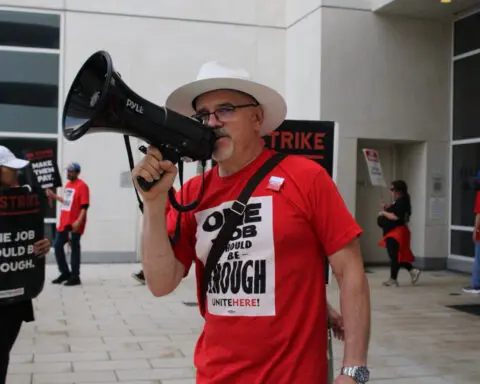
[32,160,55,183]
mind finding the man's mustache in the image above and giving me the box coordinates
[213,128,230,139]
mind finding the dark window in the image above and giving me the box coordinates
[0,51,59,134]
[451,143,480,227]
[453,54,480,140]
[0,10,60,49]
[0,137,60,220]
[454,12,480,57]
[450,230,476,258]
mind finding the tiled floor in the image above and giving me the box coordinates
[6,264,479,384]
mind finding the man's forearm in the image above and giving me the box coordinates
[475,213,480,232]
[76,209,87,224]
[339,270,371,366]
[51,192,64,203]
[142,197,183,297]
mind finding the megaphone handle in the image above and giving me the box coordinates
[135,145,176,191]
[136,176,158,191]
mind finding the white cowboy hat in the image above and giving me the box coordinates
[165,61,287,136]
[0,146,29,169]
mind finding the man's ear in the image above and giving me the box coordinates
[252,106,264,133]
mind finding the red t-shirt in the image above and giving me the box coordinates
[57,179,90,234]
[474,191,480,241]
[167,148,362,384]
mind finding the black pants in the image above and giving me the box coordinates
[0,317,23,384]
[54,229,82,277]
[386,238,413,280]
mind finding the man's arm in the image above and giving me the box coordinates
[379,211,398,220]
[72,208,87,230]
[131,146,193,297]
[329,238,371,367]
[73,184,90,230]
[141,196,186,297]
[46,189,64,203]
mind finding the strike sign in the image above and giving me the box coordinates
[0,187,46,305]
[263,120,336,177]
[362,148,387,187]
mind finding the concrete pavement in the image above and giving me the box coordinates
[6,264,480,384]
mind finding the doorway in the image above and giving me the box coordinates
[355,139,426,265]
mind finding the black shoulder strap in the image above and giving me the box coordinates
[200,152,286,313]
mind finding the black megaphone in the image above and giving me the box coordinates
[61,50,218,212]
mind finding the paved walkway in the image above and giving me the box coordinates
[6,264,479,384]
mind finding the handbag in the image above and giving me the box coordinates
[199,152,287,313]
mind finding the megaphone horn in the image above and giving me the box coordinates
[62,50,217,195]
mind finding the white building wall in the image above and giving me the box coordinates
[318,8,451,267]
[1,0,456,268]
[0,0,286,261]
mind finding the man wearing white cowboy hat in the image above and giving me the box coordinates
[132,62,371,384]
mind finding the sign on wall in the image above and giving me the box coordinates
[0,187,46,305]
[262,120,336,177]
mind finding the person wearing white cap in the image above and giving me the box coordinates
[132,62,371,384]
[0,145,51,383]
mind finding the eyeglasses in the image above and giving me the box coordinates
[192,103,259,125]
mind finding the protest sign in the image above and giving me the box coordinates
[362,148,387,187]
[0,187,46,305]
[262,120,335,177]
[23,148,62,189]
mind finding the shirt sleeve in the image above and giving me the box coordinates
[475,191,480,214]
[308,168,363,257]
[79,183,90,207]
[166,189,196,277]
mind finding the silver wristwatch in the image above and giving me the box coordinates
[341,366,370,383]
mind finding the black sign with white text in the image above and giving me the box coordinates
[0,187,46,305]
[23,148,62,189]
[262,120,335,177]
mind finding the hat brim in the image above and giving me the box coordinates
[3,158,29,170]
[165,77,287,136]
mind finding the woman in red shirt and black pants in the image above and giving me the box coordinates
[377,180,422,287]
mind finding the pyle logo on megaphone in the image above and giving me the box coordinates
[126,98,144,114]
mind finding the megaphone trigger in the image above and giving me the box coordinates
[136,176,158,191]
[135,145,166,191]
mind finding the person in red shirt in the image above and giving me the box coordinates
[131,62,371,384]
[463,171,480,294]
[47,162,90,286]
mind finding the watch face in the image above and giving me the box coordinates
[355,366,370,382]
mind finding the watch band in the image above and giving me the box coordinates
[341,366,370,383]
